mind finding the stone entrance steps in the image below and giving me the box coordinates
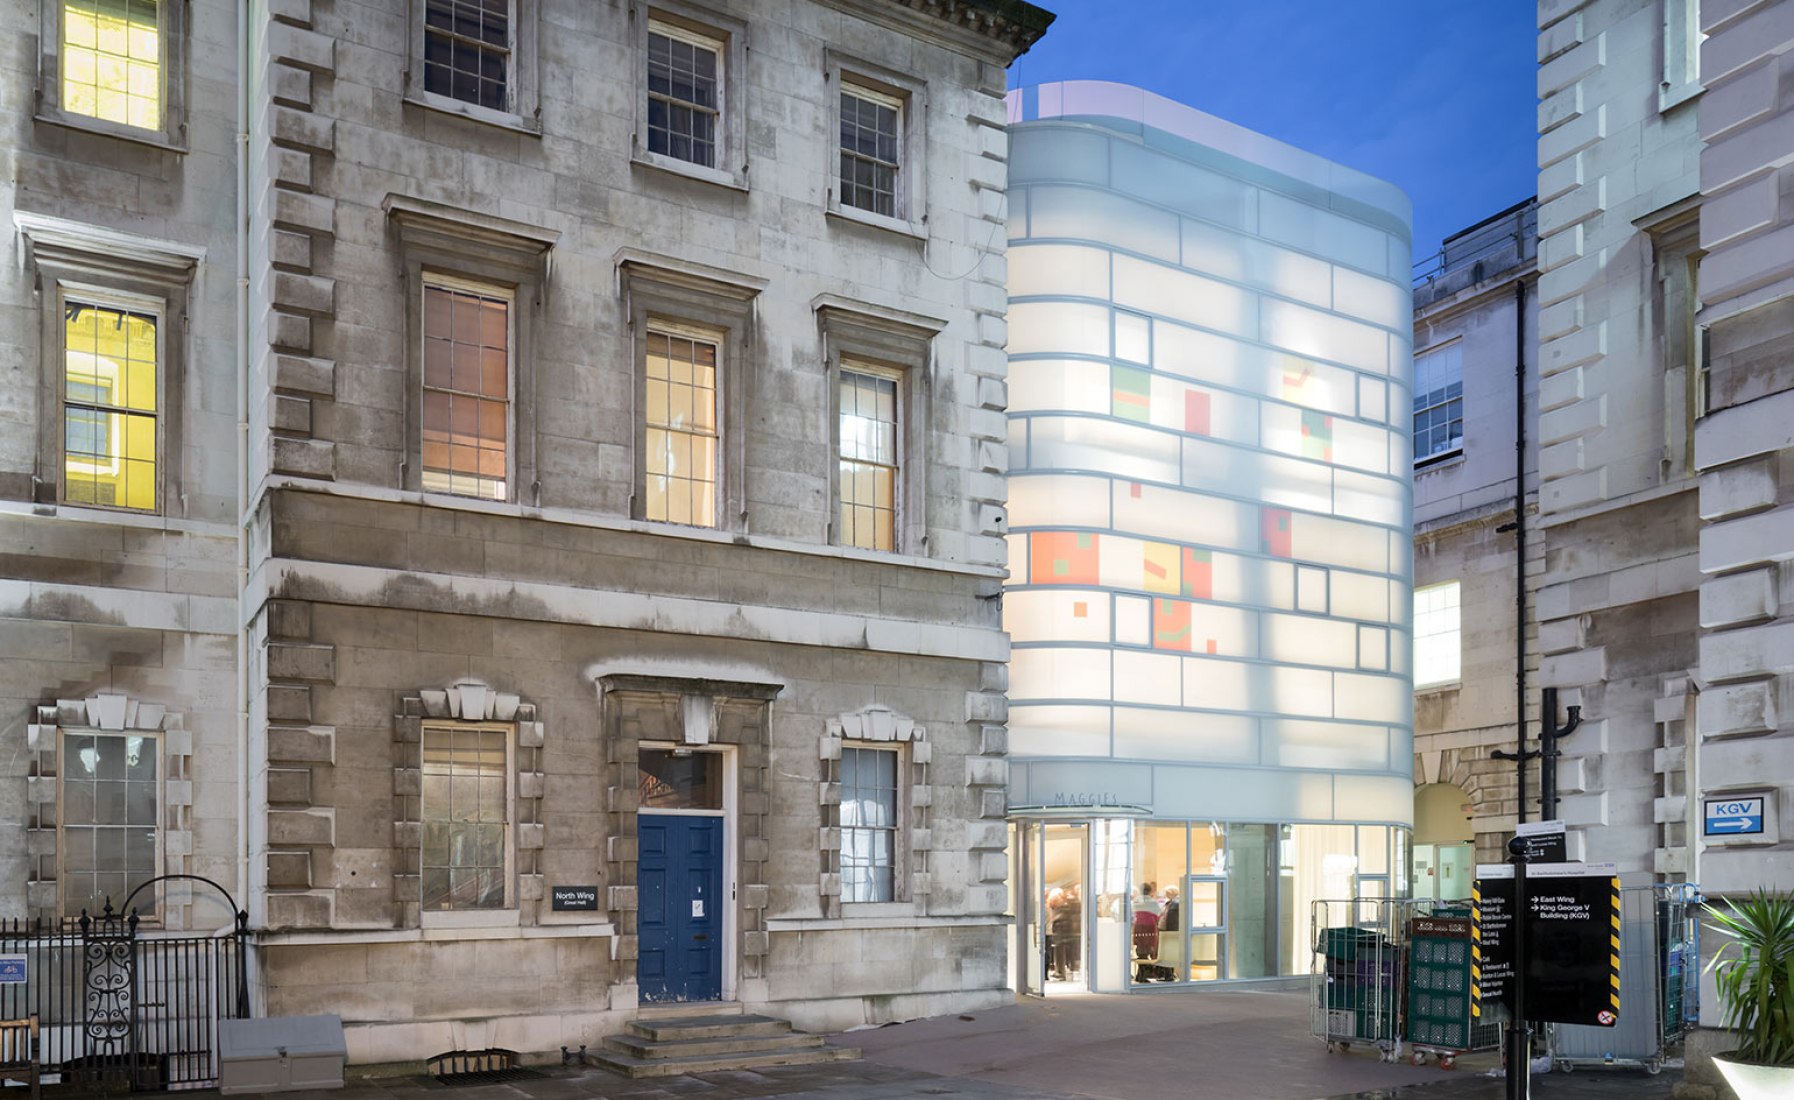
[590,1008,859,1078]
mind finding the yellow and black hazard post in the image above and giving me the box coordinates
[1471,879,1483,1019]
[1608,876,1622,1023]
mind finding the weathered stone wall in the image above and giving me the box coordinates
[1411,235,1539,864]
[242,0,1030,1056]
[1534,0,1702,876]
[0,0,242,925]
[1692,0,1794,904]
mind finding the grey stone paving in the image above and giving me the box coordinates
[209,990,1683,1100]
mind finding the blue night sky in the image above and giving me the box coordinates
[1009,1,1539,272]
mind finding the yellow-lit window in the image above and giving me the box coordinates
[421,280,511,500]
[63,298,158,511]
[644,326,719,527]
[839,364,899,551]
[62,0,162,131]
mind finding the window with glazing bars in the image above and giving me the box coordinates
[840,746,897,903]
[1412,344,1463,462]
[61,0,162,130]
[61,732,158,918]
[838,365,898,551]
[424,0,511,111]
[839,86,900,218]
[1413,581,1462,688]
[647,22,719,167]
[421,725,509,910]
[63,298,159,511]
[422,281,510,500]
[644,327,718,527]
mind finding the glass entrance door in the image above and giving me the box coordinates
[1043,823,1088,991]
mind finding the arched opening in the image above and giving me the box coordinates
[1411,783,1475,901]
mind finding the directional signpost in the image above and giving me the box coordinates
[1703,796,1764,838]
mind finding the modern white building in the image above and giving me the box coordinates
[1002,82,1416,992]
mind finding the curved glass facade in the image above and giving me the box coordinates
[1003,83,1415,990]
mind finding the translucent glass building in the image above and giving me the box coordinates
[1002,83,1415,993]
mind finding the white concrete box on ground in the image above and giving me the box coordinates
[219,1015,346,1094]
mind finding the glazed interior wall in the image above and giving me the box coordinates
[1002,83,1416,828]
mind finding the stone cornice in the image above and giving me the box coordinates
[824,0,1055,63]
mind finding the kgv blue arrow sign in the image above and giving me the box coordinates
[1704,796,1764,837]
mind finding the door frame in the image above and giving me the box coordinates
[1183,873,1228,982]
[636,741,737,1003]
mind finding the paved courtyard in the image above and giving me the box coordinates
[219,989,1678,1100]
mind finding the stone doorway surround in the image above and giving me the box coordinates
[598,675,782,996]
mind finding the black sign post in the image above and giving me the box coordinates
[1504,837,1531,1100]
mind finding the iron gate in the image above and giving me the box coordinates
[0,878,250,1091]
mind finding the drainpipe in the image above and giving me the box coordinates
[1493,277,1536,824]
[235,0,252,930]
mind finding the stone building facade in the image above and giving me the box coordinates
[1409,200,1542,884]
[1690,0,1794,903]
[1532,0,1705,876]
[2,0,1051,1066]
[0,0,245,930]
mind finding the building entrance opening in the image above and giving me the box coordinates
[1411,783,1474,902]
[1043,823,1087,992]
[637,747,726,1003]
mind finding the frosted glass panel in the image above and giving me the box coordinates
[1030,416,1181,483]
[1258,191,1389,275]
[1006,589,1112,644]
[1332,265,1409,330]
[1115,595,1151,646]
[1333,671,1408,723]
[1181,217,1331,307]
[1111,140,1256,230]
[1266,720,1389,770]
[1270,666,1334,717]
[1333,470,1404,526]
[1004,88,1411,803]
[1111,481,1253,550]
[1009,301,1111,357]
[1010,475,1113,529]
[1181,657,1256,713]
[1009,705,1111,757]
[1009,243,1112,301]
[1261,298,1389,375]
[1114,708,1257,763]
[1113,255,1257,338]
[1028,184,1180,262]
[1114,650,1182,707]
[1009,359,1114,415]
[1012,647,1111,701]
[1263,613,1358,669]
[1330,571,1391,623]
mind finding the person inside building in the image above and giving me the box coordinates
[1133,882,1162,980]
[1050,884,1082,980]
[1156,885,1183,981]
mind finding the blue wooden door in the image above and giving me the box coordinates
[637,814,723,1002]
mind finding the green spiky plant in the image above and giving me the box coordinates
[1706,889,1794,1067]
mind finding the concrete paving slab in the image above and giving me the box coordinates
[209,990,1681,1100]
